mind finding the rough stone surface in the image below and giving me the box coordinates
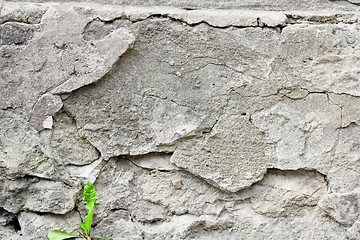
[1,1,360,239]
[18,211,80,240]
[0,22,37,45]
[319,192,360,226]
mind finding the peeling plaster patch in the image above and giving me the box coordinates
[252,103,308,163]
[63,20,280,161]
[0,4,135,117]
[1,177,81,215]
[251,95,340,172]
[170,113,276,192]
[4,0,360,11]
[326,93,360,128]
[52,27,135,94]
[30,95,62,131]
[0,109,63,180]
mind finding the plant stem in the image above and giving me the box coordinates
[76,229,88,239]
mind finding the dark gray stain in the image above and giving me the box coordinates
[0,23,36,45]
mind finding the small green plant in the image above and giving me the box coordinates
[48,182,113,240]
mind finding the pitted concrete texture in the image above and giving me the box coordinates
[1,1,360,239]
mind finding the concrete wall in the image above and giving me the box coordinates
[1,1,360,239]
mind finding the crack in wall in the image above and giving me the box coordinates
[330,0,360,6]
[100,157,329,221]
[120,154,236,194]
[257,87,352,129]
[277,88,344,128]
[90,8,360,32]
[0,20,39,25]
[122,155,175,173]
[325,93,344,129]
[0,106,21,111]
[62,106,98,149]
[91,13,284,32]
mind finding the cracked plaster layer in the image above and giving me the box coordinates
[3,0,360,11]
[0,3,135,127]
[1,1,360,239]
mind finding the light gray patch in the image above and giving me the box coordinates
[0,22,36,45]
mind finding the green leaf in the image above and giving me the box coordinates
[48,230,75,240]
[80,182,97,236]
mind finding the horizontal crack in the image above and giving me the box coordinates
[122,155,176,173]
[0,19,41,25]
[332,0,360,6]
[89,7,360,32]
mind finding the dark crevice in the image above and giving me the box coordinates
[256,17,284,33]
[64,157,102,167]
[284,88,327,100]
[6,173,42,182]
[0,207,21,231]
[95,13,285,32]
[82,17,122,41]
[18,173,54,182]
[8,216,21,232]
[338,121,360,129]
[181,7,198,11]
[0,106,22,111]
[346,0,360,6]
[323,174,330,192]
[74,206,84,224]
[329,0,360,6]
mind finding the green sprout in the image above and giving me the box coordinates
[48,182,113,240]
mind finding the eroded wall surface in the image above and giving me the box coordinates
[1,0,360,239]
